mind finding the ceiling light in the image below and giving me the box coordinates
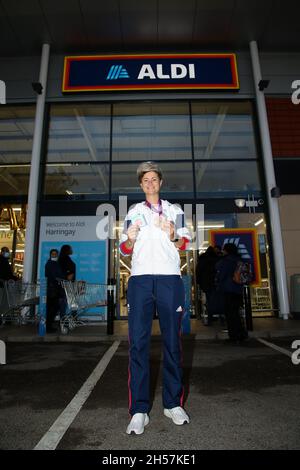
[198,224,225,229]
[254,218,264,226]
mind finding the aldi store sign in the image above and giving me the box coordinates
[62,53,239,92]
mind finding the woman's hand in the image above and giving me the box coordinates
[127,223,140,242]
[160,218,175,240]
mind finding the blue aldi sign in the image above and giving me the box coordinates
[62,53,239,92]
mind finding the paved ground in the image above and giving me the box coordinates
[1,317,300,342]
[1,335,300,451]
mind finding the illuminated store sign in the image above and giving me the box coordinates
[62,53,239,92]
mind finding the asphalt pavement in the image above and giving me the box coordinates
[1,335,300,451]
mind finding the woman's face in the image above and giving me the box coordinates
[140,171,162,197]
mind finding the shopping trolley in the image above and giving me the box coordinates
[59,280,108,334]
[0,279,40,326]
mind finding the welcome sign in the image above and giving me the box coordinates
[62,53,239,92]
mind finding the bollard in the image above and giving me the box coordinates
[106,278,115,335]
[0,339,6,365]
[243,285,253,332]
[38,278,47,337]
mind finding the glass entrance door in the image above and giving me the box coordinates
[112,224,195,320]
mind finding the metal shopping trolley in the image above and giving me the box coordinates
[0,279,40,326]
[59,280,108,334]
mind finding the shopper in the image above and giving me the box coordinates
[120,161,191,435]
[215,243,248,343]
[0,247,18,286]
[58,244,76,281]
[45,249,63,333]
[58,244,76,320]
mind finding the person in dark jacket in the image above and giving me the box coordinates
[215,243,247,343]
[58,244,76,320]
[196,246,219,325]
[58,244,76,281]
[45,249,64,333]
[0,246,18,286]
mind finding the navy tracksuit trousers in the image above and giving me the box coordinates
[127,275,185,416]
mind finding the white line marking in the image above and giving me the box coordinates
[34,340,120,450]
[257,338,292,358]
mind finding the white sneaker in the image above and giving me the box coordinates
[164,406,190,425]
[126,413,149,435]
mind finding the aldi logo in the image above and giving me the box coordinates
[106,65,130,80]
[62,53,239,93]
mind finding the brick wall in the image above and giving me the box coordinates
[266,97,300,158]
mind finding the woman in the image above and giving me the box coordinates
[58,244,76,281]
[58,245,76,320]
[45,249,63,333]
[215,243,248,343]
[120,161,191,435]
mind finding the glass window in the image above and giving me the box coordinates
[44,163,109,198]
[46,104,111,163]
[43,100,262,202]
[0,205,26,278]
[111,161,194,200]
[195,160,261,198]
[192,102,258,159]
[112,102,192,161]
[0,164,30,196]
[0,105,35,164]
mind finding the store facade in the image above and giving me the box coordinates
[1,45,299,322]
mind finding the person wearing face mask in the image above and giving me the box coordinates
[45,249,63,333]
[0,246,18,287]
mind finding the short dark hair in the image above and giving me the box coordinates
[223,243,238,256]
[136,161,163,183]
[59,245,72,257]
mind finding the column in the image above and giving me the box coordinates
[249,40,290,319]
[23,43,50,282]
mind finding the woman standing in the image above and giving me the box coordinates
[120,161,191,435]
[58,244,76,281]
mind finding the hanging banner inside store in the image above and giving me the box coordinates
[209,228,261,286]
[38,216,108,319]
[62,53,239,92]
